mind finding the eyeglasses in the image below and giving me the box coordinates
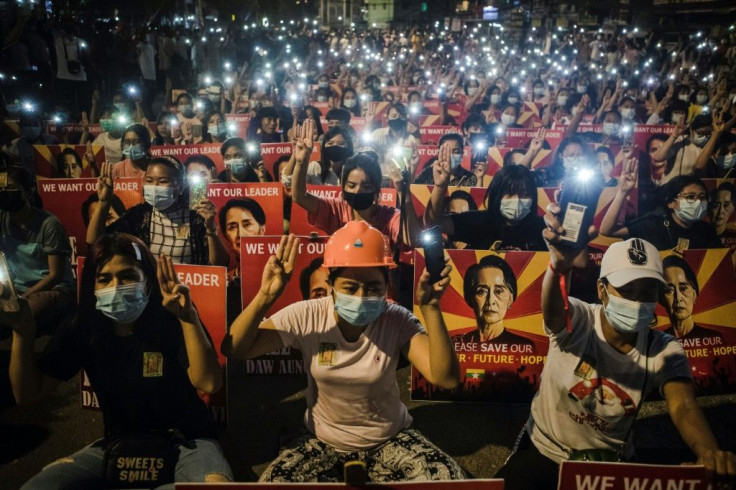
[663,282,695,298]
[677,193,708,204]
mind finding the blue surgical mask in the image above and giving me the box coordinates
[602,122,619,136]
[500,197,533,223]
[143,185,178,211]
[95,282,149,324]
[333,291,386,326]
[691,134,708,147]
[209,124,226,137]
[450,153,462,170]
[718,153,735,169]
[674,199,707,224]
[21,126,41,140]
[114,102,129,113]
[225,158,247,176]
[603,289,656,333]
[122,144,146,161]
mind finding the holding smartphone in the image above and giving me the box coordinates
[188,175,209,211]
[191,123,203,139]
[556,168,601,250]
[421,226,446,284]
[0,252,20,313]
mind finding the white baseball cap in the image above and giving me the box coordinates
[599,238,664,288]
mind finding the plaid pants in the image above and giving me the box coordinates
[259,428,465,482]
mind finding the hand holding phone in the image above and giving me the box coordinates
[0,252,20,313]
[188,176,209,210]
[421,226,446,285]
[556,168,601,250]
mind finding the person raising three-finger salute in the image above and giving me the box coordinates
[223,222,465,482]
[496,202,736,489]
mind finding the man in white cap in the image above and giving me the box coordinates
[496,221,736,489]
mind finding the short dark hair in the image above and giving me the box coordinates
[713,181,736,202]
[462,114,487,133]
[81,193,126,227]
[691,114,712,131]
[300,257,325,300]
[463,255,518,307]
[662,175,706,206]
[184,155,216,171]
[122,123,152,150]
[220,137,246,156]
[662,254,699,296]
[326,108,351,124]
[438,133,464,149]
[218,198,266,232]
[447,190,478,212]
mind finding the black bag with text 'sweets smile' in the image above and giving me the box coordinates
[103,433,180,488]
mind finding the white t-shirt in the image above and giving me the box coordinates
[137,41,156,81]
[92,132,122,163]
[528,297,691,463]
[660,137,703,185]
[270,296,424,451]
[54,36,87,81]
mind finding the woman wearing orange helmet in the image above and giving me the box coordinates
[223,221,464,482]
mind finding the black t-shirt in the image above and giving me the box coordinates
[38,307,216,439]
[626,212,721,250]
[449,211,546,250]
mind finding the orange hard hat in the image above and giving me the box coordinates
[323,221,397,269]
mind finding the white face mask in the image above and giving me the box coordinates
[620,108,635,120]
[671,113,683,124]
[490,94,501,104]
[507,96,519,104]
[696,94,708,105]
[499,197,533,223]
[343,98,357,108]
[501,114,516,126]
[602,122,620,136]
[718,153,736,169]
[678,94,690,102]
[691,134,708,147]
[533,87,545,96]
[467,87,479,96]
[577,84,587,94]
[674,199,707,224]
[557,95,568,106]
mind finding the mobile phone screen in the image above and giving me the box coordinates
[0,252,20,313]
[421,226,445,285]
[188,178,209,210]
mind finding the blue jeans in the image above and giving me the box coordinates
[21,438,232,489]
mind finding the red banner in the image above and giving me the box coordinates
[149,144,225,173]
[557,461,708,490]
[260,143,322,181]
[225,114,252,139]
[419,125,462,145]
[412,250,550,403]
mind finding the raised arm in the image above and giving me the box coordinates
[599,156,637,238]
[85,161,114,246]
[651,121,687,162]
[221,234,299,359]
[290,119,320,215]
[424,143,451,228]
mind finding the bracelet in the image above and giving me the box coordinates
[548,260,567,276]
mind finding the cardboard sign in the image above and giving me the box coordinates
[655,249,736,396]
[557,461,708,490]
[150,144,225,174]
[206,183,284,280]
[78,259,228,423]
[412,250,550,403]
[290,185,397,237]
[37,177,143,265]
[32,144,106,178]
[237,236,331,376]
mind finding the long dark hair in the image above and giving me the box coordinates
[483,165,537,226]
[321,127,354,184]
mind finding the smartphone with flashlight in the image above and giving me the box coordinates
[556,169,601,250]
[188,176,209,210]
[0,252,20,313]
[422,226,445,285]
[191,123,203,139]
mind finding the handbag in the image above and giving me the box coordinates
[102,432,182,489]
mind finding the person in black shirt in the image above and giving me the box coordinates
[4,233,232,487]
[425,164,545,251]
[600,161,720,250]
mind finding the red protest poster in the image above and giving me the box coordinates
[411,249,550,403]
[505,128,564,169]
[414,145,472,177]
[557,461,708,490]
[37,177,143,266]
[45,123,103,140]
[419,125,461,145]
[238,235,330,376]
[655,249,736,396]
[206,183,284,282]
[633,124,673,152]
[149,144,225,173]
[701,178,736,245]
[290,185,397,237]
[32,144,106,178]
[225,114,252,139]
[260,142,322,181]
[409,184,488,222]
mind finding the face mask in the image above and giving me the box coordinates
[671,113,683,124]
[0,190,25,212]
[577,84,587,94]
[450,153,462,170]
[696,94,708,105]
[343,98,357,108]
[114,102,128,113]
[318,81,329,89]
[718,153,736,169]
[143,184,178,211]
[500,197,533,223]
[563,155,582,169]
[122,144,146,161]
[350,76,359,84]
[208,94,221,103]
[387,118,407,133]
[225,158,248,176]
[557,95,569,106]
[620,108,635,120]
[467,87,479,96]
[490,94,501,104]
[603,289,656,334]
[534,87,545,96]
[317,95,328,102]
[410,102,422,113]
[323,145,350,162]
[691,134,707,147]
[501,114,516,126]
[95,282,149,324]
[674,199,707,224]
[333,291,386,326]
[209,124,226,137]
[507,96,519,104]
[678,94,689,102]
[602,122,619,136]
[178,104,194,116]
[100,118,116,132]
[21,126,41,140]
[342,190,375,211]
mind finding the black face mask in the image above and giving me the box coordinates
[0,190,25,212]
[343,191,375,211]
[387,118,407,133]
[323,145,350,162]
